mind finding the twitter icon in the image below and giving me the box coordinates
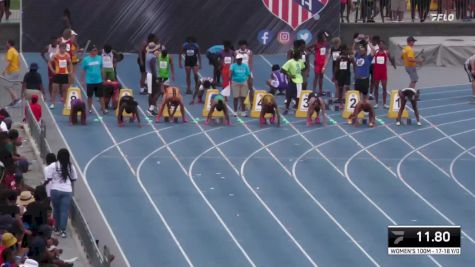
[296,29,312,44]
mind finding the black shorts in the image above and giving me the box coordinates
[137,57,145,73]
[286,81,297,99]
[87,83,104,97]
[185,57,198,67]
[103,84,114,98]
[157,77,169,83]
[54,74,69,85]
[336,71,351,86]
[355,78,370,96]
[369,64,374,78]
[401,88,417,101]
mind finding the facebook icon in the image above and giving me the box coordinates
[258,30,273,45]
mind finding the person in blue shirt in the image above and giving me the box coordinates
[206,45,224,85]
[230,54,251,116]
[179,36,201,95]
[81,45,105,114]
[352,36,376,101]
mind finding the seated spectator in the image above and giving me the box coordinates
[23,186,49,234]
[21,63,45,101]
[0,233,17,265]
[14,172,35,194]
[27,95,42,122]
[28,224,72,267]
[0,215,15,234]
[16,191,35,216]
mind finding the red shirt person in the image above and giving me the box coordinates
[372,42,396,109]
[309,31,330,95]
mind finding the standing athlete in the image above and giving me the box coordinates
[138,34,157,95]
[464,53,475,99]
[145,43,160,116]
[330,37,343,101]
[333,45,354,106]
[156,49,175,96]
[48,43,72,109]
[373,41,396,109]
[41,37,59,103]
[220,41,235,90]
[281,51,305,115]
[179,36,201,95]
[353,36,376,101]
[402,36,422,89]
[309,31,330,95]
[397,88,421,126]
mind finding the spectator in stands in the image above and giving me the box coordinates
[0,190,29,237]
[23,186,50,234]
[45,149,77,238]
[391,0,406,21]
[27,95,42,122]
[43,154,56,198]
[340,0,351,23]
[21,63,44,101]
[2,40,21,107]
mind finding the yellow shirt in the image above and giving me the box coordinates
[5,47,20,74]
[402,46,416,68]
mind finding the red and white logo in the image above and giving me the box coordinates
[261,0,330,30]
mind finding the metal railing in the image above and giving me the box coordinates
[24,98,113,267]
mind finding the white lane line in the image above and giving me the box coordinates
[241,124,381,266]
[419,101,471,111]
[20,54,132,267]
[424,108,475,118]
[422,88,470,95]
[450,144,475,196]
[192,62,318,266]
[258,55,379,266]
[397,128,475,244]
[117,75,256,267]
[398,131,475,200]
[73,75,194,266]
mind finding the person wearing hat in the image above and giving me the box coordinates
[402,36,422,90]
[21,63,44,101]
[230,53,251,117]
[81,45,106,114]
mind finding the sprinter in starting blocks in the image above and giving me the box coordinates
[306,92,327,126]
[203,89,230,125]
[347,98,376,127]
[259,94,280,127]
[156,86,188,123]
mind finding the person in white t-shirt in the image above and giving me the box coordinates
[45,148,77,238]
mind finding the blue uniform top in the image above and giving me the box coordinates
[230,63,251,83]
[183,42,200,59]
[354,53,373,79]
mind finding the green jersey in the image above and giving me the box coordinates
[157,54,171,78]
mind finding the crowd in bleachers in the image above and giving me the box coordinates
[341,0,475,22]
[1,107,75,266]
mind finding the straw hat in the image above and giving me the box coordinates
[17,191,35,206]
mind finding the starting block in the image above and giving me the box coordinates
[295,90,318,119]
[342,90,364,119]
[387,89,409,119]
[115,89,134,117]
[163,103,182,122]
[202,89,225,118]
[251,90,273,119]
[63,87,83,116]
